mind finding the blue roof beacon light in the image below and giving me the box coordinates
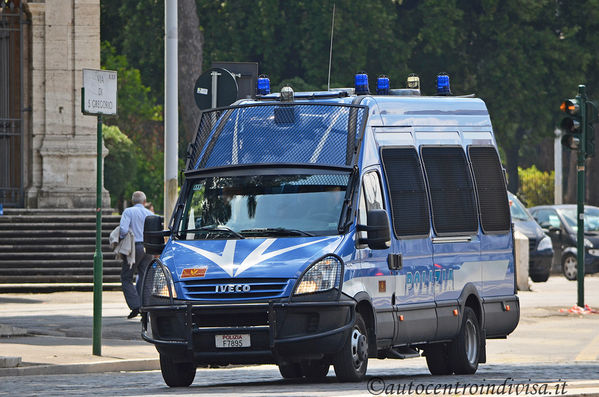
[257,74,271,95]
[354,72,370,95]
[376,75,390,95]
[436,73,451,95]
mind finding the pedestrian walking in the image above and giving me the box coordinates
[119,191,154,319]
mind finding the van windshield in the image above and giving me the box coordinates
[177,174,349,239]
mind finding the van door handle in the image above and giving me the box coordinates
[388,254,402,270]
[432,236,472,244]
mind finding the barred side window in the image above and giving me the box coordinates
[381,147,430,237]
[469,146,510,232]
[421,146,478,235]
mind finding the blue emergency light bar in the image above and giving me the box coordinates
[436,73,451,95]
[257,75,271,95]
[354,73,369,95]
[376,75,390,95]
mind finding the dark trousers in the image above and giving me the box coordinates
[121,243,152,310]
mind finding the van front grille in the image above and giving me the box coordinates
[181,278,290,300]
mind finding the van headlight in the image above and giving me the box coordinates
[152,267,177,299]
[142,261,177,305]
[537,236,552,251]
[294,256,342,295]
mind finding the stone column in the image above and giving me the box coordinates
[25,0,109,208]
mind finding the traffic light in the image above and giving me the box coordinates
[586,100,598,157]
[560,98,582,151]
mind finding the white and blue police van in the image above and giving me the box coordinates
[141,73,520,387]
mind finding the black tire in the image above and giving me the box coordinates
[333,313,368,382]
[530,270,550,282]
[424,343,452,375]
[301,359,330,381]
[159,354,196,387]
[278,362,303,379]
[448,307,481,375]
[562,254,578,281]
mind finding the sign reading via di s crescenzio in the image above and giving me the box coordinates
[82,68,118,115]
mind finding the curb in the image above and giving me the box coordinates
[0,358,160,377]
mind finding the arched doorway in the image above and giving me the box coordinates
[0,0,23,207]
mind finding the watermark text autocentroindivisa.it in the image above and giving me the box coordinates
[366,377,568,395]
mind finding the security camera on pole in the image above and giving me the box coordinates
[559,85,598,307]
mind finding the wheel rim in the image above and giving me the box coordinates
[350,327,367,370]
[564,256,577,279]
[464,319,478,365]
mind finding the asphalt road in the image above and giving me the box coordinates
[1,276,598,396]
[2,361,598,396]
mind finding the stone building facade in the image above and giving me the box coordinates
[0,0,109,209]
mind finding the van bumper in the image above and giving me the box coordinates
[140,298,355,365]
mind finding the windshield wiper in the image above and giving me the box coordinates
[180,225,245,239]
[240,228,315,237]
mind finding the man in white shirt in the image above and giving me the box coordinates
[120,191,154,319]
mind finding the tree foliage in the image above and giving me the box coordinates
[100,0,599,210]
[517,165,555,207]
[103,125,137,212]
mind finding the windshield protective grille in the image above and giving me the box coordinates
[186,103,367,170]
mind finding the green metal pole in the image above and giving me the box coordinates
[93,115,103,356]
[577,85,586,308]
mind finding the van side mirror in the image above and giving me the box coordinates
[143,215,167,255]
[358,209,391,250]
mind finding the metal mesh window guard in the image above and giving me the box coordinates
[186,103,367,171]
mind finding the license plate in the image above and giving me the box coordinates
[215,334,251,348]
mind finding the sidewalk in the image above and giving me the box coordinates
[0,276,598,377]
[0,290,159,376]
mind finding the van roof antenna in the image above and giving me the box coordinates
[327,2,336,91]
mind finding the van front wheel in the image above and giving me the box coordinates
[333,313,368,382]
[160,354,196,387]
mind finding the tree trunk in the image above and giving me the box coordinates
[505,127,528,194]
[178,0,203,145]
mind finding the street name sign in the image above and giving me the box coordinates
[82,68,117,115]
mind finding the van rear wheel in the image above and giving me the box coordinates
[448,307,480,374]
[425,343,452,375]
[159,353,196,387]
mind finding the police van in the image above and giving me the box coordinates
[141,73,520,387]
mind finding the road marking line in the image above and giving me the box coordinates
[575,332,599,361]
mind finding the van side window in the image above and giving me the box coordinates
[468,146,510,232]
[381,147,430,237]
[421,146,478,235]
[358,171,384,241]
[363,172,384,211]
